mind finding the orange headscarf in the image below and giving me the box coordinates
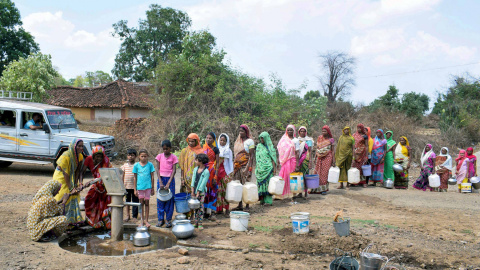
[187,133,204,154]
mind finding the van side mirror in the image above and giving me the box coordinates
[43,124,50,134]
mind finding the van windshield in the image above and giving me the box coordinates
[46,110,77,129]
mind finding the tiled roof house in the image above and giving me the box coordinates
[47,79,153,122]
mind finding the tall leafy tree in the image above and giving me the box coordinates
[0,0,39,75]
[111,4,191,81]
[369,85,401,111]
[399,92,429,119]
[0,53,59,102]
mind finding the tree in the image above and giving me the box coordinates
[304,90,320,101]
[318,51,356,104]
[369,85,401,112]
[84,71,112,87]
[0,53,59,102]
[0,0,39,75]
[111,4,191,81]
[399,92,429,119]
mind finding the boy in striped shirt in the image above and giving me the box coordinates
[121,149,138,221]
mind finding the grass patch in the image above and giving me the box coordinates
[383,224,399,230]
[264,244,271,249]
[249,243,258,248]
[254,225,284,232]
[200,240,209,245]
[461,229,473,234]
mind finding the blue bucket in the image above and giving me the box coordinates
[174,193,191,213]
[305,174,320,189]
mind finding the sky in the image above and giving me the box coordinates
[14,0,480,105]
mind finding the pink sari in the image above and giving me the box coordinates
[277,125,297,196]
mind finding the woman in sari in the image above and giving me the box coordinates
[233,125,255,210]
[384,131,396,182]
[313,125,335,194]
[82,145,112,229]
[53,138,84,226]
[256,132,277,205]
[216,133,233,215]
[455,150,470,192]
[413,144,436,191]
[365,127,374,184]
[351,124,368,187]
[393,136,411,189]
[370,129,387,185]
[434,147,452,192]
[335,127,354,189]
[466,147,477,178]
[179,133,204,193]
[203,132,219,220]
[278,125,298,200]
[27,180,69,241]
[298,126,314,197]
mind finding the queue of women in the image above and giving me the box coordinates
[27,123,477,241]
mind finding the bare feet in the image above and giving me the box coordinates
[124,217,130,222]
[144,221,151,228]
[337,186,344,189]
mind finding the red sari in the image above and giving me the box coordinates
[203,144,218,212]
[84,154,112,229]
[351,124,368,185]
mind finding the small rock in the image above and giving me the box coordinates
[258,263,263,268]
[407,243,413,247]
[288,254,297,260]
[281,239,285,242]
[177,256,190,264]
[242,249,249,254]
[178,248,189,255]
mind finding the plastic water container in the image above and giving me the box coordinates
[242,182,259,204]
[226,180,243,203]
[328,167,340,183]
[361,165,372,176]
[347,168,360,184]
[290,172,304,194]
[174,193,190,213]
[230,211,250,231]
[291,212,310,234]
[461,183,472,193]
[268,176,284,195]
[428,174,440,188]
[305,174,320,189]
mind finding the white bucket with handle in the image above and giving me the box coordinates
[230,211,250,231]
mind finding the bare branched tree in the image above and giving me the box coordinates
[318,51,356,104]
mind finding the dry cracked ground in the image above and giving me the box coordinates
[0,162,479,270]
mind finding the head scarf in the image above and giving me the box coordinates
[234,124,252,156]
[322,125,333,138]
[259,131,277,165]
[90,145,110,177]
[206,132,217,148]
[277,125,297,165]
[420,144,435,167]
[63,138,83,191]
[356,123,366,135]
[438,147,453,170]
[256,132,277,181]
[385,130,396,150]
[298,126,313,142]
[32,180,61,204]
[456,149,467,171]
[187,133,204,154]
[466,147,476,160]
[399,136,409,157]
[218,133,233,175]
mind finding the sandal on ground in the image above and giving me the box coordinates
[198,225,204,230]
[156,220,165,227]
[165,221,172,228]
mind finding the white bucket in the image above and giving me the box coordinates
[230,211,250,232]
[291,213,310,234]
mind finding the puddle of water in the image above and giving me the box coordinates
[59,230,175,256]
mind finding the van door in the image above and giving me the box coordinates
[0,109,18,153]
[17,110,50,156]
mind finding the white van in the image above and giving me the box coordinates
[0,98,116,168]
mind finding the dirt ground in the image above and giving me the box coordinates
[1,161,479,270]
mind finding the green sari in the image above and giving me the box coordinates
[255,132,277,204]
[384,130,396,181]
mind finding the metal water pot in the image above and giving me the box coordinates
[172,220,195,239]
[79,198,85,211]
[448,177,457,185]
[360,245,387,270]
[188,197,201,209]
[392,163,404,172]
[133,226,151,247]
[384,179,394,189]
[172,214,187,226]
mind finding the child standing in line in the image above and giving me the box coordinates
[190,153,210,230]
[122,149,139,222]
[155,140,178,228]
[133,149,155,227]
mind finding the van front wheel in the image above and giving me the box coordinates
[0,161,13,168]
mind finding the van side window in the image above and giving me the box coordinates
[22,111,44,130]
[0,109,16,128]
